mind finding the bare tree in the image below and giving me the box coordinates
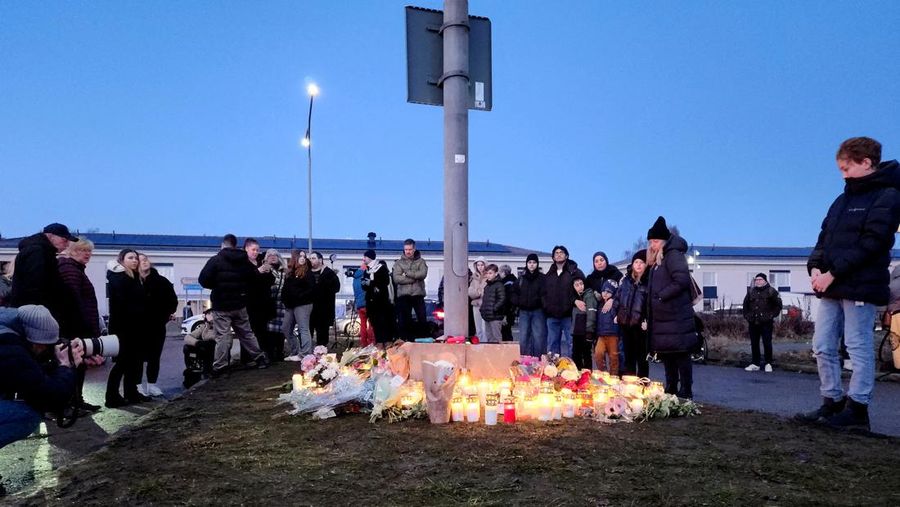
[622,236,649,261]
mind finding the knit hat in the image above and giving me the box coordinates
[755,273,768,282]
[552,245,569,258]
[593,251,609,263]
[17,305,60,345]
[525,253,540,264]
[632,249,647,264]
[601,279,619,294]
[647,216,671,241]
[364,249,377,260]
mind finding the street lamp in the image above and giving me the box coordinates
[302,82,319,253]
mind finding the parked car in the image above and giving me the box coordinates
[181,314,206,335]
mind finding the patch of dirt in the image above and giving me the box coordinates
[16,363,900,506]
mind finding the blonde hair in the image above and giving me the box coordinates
[66,236,95,254]
[646,244,665,267]
[265,249,285,270]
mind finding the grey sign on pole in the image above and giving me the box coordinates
[405,5,492,111]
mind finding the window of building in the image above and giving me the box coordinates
[702,271,717,299]
[769,270,791,292]
[154,263,175,283]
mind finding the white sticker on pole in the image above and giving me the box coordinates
[454,154,466,164]
[475,81,485,109]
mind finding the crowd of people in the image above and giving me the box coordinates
[1,136,897,453]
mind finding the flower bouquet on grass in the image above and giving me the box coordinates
[636,394,701,422]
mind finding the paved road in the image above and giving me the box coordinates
[2,331,899,498]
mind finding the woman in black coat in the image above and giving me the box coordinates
[105,249,149,407]
[646,217,697,398]
[138,254,178,397]
[362,251,394,347]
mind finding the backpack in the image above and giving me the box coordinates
[688,275,703,306]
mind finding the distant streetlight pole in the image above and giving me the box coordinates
[302,82,320,254]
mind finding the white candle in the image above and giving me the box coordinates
[563,399,576,418]
[552,397,562,420]
[538,397,553,421]
[292,374,304,392]
[466,395,480,422]
[451,399,465,422]
[484,405,498,426]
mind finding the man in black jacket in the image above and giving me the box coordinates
[1,305,83,449]
[742,273,783,373]
[797,137,900,431]
[199,234,270,375]
[542,246,585,359]
[9,223,78,323]
[513,254,546,357]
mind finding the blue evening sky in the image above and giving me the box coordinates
[2,1,898,265]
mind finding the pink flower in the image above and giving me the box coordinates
[301,354,318,372]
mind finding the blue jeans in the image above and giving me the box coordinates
[813,298,876,405]
[0,400,41,448]
[546,317,573,358]
[518,309,547,357]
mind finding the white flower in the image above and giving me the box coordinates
[544,365,558,378]
[560,369,578,381]
[314,345,328,355]
[321,367,338,381]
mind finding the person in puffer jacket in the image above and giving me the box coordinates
[647,216,697,398]
[479,265,507,343]
[797,137,900,431]
[742,273,783,373]
[616,249,650,377]
[594,279,620,375]
[571,275,597,370]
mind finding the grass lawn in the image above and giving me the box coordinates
[18,363,899,506]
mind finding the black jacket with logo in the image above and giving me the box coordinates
[808,160,900,305]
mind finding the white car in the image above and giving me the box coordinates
[181,314,206,335]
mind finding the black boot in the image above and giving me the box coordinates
[826,399,870,432]
[794,397,845,423]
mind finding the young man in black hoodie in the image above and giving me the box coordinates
[199,234,270,375]
[796,137,900,431]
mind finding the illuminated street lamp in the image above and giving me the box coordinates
[302,82,319,253]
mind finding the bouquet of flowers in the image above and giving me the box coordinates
[301,346,341,388]
[637,394,701,422]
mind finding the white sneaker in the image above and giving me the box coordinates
[147,384,164,397]
[137,383,148,396]
[764,364,773,373]
[284,355,302,362]
[745,364,760,372]
[843,359,853,371]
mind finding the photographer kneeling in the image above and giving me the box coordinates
[0,305,83,448]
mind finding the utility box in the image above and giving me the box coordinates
[405,5,492,111]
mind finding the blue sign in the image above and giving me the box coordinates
[184,283,203,291]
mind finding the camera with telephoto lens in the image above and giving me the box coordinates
[65,335,121,358]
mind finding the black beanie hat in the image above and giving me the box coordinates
[755,272,767,282]
[632,249,647,264]
[364,249,377,260]
[647,216,671,241]
[526,253,539,264]
[552,245,569,258]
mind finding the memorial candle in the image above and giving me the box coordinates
[484,395,499,426]
[503,399,517,424]
[553,394,563,420]
[451,396,465,422]
[466,394,480,423]
[292,374,304,392]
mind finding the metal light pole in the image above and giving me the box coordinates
[302,83,320,254]
[442,0,469,337]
